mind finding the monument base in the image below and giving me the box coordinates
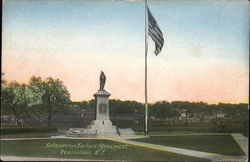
[118,128,136,136]
[66,119,119,137]
[66,128,96,137]
[88,120,118,136]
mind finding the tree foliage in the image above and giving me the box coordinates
[1,81,35,125]
[1,76,71,126]
[29,76,70,108]
[29,76,70,126]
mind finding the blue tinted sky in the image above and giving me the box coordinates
[2,0,249,103]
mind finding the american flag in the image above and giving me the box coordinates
[148,7,164,56]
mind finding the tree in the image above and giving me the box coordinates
[109,99,143,115]
[29,76,70,126]
[1,81,34,125]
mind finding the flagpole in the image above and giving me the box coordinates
[144,0,148,134]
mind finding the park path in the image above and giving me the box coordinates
[109,138,248,162]
[231,133,248,156]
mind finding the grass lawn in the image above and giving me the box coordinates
[147,121,246,134]
[1,132,65,139]
[1,139,209,161]
[132,135,245,156]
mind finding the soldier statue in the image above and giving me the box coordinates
[99,71,106,91]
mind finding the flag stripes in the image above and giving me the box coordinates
[147,7,164,55]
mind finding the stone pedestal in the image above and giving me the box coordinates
[90,90,118,136]
[87,120,118,136]
[94,90,111,120]
[66,90,118,137]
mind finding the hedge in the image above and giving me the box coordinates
[1,126,58,135]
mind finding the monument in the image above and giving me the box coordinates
[66,71,135,137]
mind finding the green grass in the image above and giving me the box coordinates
[1,139,209,161]
[133,135,245,156]
[113,120,248,136]
[1,132,64,139]
[148,121,246,133]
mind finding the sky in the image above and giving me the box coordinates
[2,0,249,104]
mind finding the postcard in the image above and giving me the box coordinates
[1,0,249,161]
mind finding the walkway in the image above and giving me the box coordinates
[109,136,248,162]
[231,133,248,156]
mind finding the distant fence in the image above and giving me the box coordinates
[1,112,240,128]
[0,112,144,128]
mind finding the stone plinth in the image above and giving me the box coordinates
[87,120,118,137]
[118,128,136,136]
[66,90,118,137]
[91,90,118,136]
[94,90,111,120]
[66,128,96,137]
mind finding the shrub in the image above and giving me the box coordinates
[1,126,57,135]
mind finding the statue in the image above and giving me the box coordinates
[99,71,106,91]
